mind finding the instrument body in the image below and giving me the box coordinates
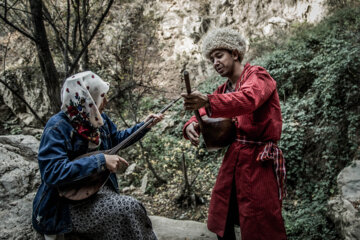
[200,115,236,151]
[58,97,181,200]
[184,71,235,151]
[58,149,112,201]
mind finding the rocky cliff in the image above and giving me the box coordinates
[145,0,328,80]
[0,0,330,127]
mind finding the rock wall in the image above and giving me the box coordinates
[0,68,51,127]
[142,0,329,87]
[0,29,51,128]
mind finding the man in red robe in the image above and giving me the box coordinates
[181,28,287,240]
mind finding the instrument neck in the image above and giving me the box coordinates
[108,119,152,155]
[108,97,181,155]
[194,110,204,130]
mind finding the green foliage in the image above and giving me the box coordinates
[115,77,226,196]
[253,4,360,239]
[283,198,338,240]
[4,124,22,135]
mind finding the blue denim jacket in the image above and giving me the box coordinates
[32,111,148,235]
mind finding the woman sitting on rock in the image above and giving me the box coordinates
[32,71,162,240]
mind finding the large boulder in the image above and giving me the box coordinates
[328,160,360,240]
[0,135,40,240]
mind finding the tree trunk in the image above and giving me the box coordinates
[81,0,89,71]
[29,0,61,113]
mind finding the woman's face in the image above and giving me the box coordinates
[98,96,108,113]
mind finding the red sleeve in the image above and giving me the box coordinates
[207,66,276,118]
[182,85,225,139]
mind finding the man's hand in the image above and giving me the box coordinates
[104,154,129,173]
[185,122,200,146]
[145,113,164,128]
[181,91,210,110]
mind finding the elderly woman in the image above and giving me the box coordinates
[32,71,162,240]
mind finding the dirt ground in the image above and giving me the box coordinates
[126,178,211,223]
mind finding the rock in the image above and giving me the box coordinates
[268,16,288,26]
[0,98,14,126]
[0,68,51,128]
[0,192,38,240]
[328,160,360,240]
[0,135,40,158]
[0,135,41,240]
[338,161,360,202]
[125,162,137,176]
[150,215,241,240]
[140,172,149,194]
[122,184,136,193]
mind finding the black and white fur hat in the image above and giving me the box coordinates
[202,28,247,61]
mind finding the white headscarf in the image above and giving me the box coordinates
[61,71,110,147]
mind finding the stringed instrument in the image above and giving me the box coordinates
[58,97,181,200]
[183,71,236,151]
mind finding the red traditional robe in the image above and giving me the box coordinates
[183,63,287,239]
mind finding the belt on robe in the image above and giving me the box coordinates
[235,136,287,200]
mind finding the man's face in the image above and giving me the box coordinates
[209,49,236,77]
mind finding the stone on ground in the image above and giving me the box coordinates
[328,160,360,240]
[150,216,217,240]
[149,215,241,240]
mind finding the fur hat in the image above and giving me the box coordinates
[202,28,247,61]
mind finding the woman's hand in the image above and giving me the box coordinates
[145,113,164,128]
[185,122,200,146]
[104,154,129,173]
